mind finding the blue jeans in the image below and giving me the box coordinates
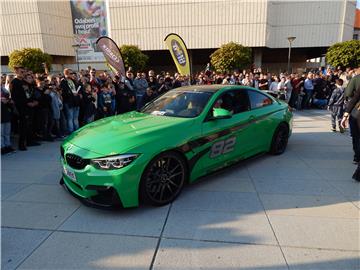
[64,104,79,133]
[312,98,327,108]
[349,115,360,161]
[84,115,94,124]
[302,90,313,109]
[1,122,11,147]
[136,90,145,110]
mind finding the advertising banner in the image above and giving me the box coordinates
[96,36,126,76]
[70,0,108,62]
[164,33,191,75]
[355,0,360,28]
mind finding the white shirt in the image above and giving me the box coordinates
[269,82,278,92]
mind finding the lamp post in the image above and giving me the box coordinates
[287,36,296,74]
[72,44,80,72]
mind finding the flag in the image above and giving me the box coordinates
[164,33,191,75]
[96,36,125,76]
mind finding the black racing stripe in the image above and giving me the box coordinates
[178,108,286,170]
[179,121,249,153]
[188,147,211,171]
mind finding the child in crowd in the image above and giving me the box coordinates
[328,79,345,133]
[82,84,96,124]
[49,83,63,138]
[98,83,115,118]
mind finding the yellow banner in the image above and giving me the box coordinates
[164,33,191,75]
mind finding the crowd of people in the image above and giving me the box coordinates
[1,65,358,155]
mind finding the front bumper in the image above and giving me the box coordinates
[60,177,122,208]
[60,144,148,208]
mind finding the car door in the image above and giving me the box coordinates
[246,89,277,150]
[199,89,257,173]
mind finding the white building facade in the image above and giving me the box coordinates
[0,0,356,73]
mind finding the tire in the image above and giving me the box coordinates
[269,123,289,155]
[140,151,188,206]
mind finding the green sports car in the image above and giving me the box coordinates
[60,85,293,208]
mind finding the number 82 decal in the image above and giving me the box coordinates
[210,136,236,158]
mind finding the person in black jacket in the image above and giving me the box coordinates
[35,77,53,141]
[82,84,96,124]
[115,80,136,114]
[140,87,157,109]
[341,84,360,181]
[344,68,360,163]
[11,67,40,151]
[60,68,81,134]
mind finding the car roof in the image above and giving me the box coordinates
[172,85,251,93]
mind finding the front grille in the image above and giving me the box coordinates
[60,146,65,158]
[65,153,89,170]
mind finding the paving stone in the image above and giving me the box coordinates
[1,169,61,184]
[294,146,352,160]
[163,209,277,245]
[269,215,360,251]
[5,184,80,205]
[312,167,354,181]
[283,247,360,270]
[1,183,30,200]
[300,159,354,170]
[327,180,360,198]
[259,194,359,219]
[60,205,169,237]
[172,190,264,213]
[153,238,288,270]
[248,166,322,180]
[253,178,341,196]
[18,231,157,270]
[1,228,51,270]
[190,175,256,193]
[2,201,79,230]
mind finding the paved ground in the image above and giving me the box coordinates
[1,110,359,270]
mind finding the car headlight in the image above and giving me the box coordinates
[90,154,139,170]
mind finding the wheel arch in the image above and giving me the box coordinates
[138,148,190,205]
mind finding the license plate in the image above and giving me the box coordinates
[63,166,77,182]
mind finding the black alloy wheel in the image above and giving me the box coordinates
[270,123,289,155]
[140,152,187,206]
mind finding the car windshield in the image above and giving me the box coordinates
[141,90,213,118]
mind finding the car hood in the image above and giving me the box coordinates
[65,111,194,156]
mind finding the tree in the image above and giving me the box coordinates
[120,45,149,72]
[210,42,252,73]
[326,40,360,69]
[8,48,52,73]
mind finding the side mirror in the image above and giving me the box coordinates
[212,108,232,119]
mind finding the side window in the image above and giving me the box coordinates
[212,90,250,115]
[232,90,250,114]
[212,91,235,113]
[247,90,273,109]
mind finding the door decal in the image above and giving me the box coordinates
[210,136,236,158]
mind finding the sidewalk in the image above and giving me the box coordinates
[2,110,359,270]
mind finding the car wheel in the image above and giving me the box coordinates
[270,123,289,155]
[140,151,187,206]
